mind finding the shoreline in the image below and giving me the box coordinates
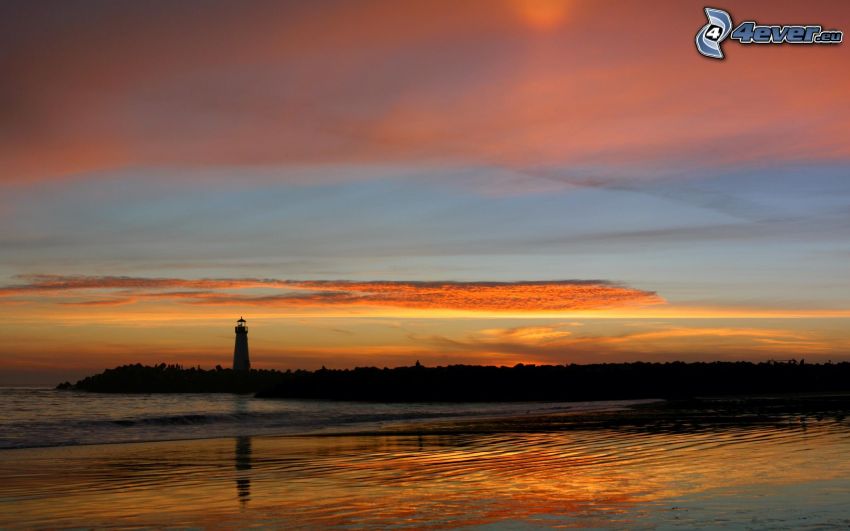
[0,397,659,452]
[6,392,850,452]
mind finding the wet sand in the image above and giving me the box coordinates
[3,398,850,528]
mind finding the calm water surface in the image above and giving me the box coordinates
[2,389,850,528]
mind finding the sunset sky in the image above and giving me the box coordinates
[1,0,849,385]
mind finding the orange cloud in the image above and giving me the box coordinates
[478,325,572,342]
[3,1,848,183]
[418,323,839,364]
[0,275,663,312]
[277,281,663,311]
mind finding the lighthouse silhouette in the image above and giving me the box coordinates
[233,317,251,371]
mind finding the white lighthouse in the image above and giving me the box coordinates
[233,317,251,371]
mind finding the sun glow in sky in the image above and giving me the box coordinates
[512,0,573,29]
[1,0,849,385]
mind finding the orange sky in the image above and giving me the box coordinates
[1,0,849,384]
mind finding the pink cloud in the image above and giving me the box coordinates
[2,1,848,183]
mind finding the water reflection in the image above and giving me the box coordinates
[234,436,252,506]
[2,411,850,528]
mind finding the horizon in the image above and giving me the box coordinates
[2,0,850,386]
[8,356,836,390]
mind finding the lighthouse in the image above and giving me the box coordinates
[233,317,251,371]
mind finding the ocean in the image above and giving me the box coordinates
[2,388,850,528]
[0,388,640,450]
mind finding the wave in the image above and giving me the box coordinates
[81,401,605,429]
[1,408,513,449]
[0,394,652,450]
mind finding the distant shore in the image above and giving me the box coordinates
[58,361,850,402]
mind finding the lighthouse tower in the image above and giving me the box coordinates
[233,317,251,371]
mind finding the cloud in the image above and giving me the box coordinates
[417,323,834,364]
[478,325,572,342]
[0,274,285,294]
[2,1,848,182]
[59,297,138,307]
[0,275,663,312]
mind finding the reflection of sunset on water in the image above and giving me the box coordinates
[4,415,850,528]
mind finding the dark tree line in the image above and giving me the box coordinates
[59,361,850,401]
[58,363,285,394]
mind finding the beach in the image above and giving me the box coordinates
[3,391,850,528]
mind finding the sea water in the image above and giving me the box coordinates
[0,387,641,449]
[3,388,850,528]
